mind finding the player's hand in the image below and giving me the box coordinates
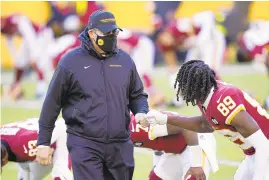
[36,145,53,166]
[184,167,206,180]
[135,113,148,128]
[146,109,168,126]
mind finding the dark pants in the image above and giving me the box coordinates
[67,133,134,180]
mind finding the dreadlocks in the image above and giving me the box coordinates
[1,142,7,172]
[174,60,218,106]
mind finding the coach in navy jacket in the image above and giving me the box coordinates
[36,10,149,180]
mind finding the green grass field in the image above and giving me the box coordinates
[1,72,268,180]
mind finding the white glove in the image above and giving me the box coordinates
[135,113,148,128]
[146,109,168,126]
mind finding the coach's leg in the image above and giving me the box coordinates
[105,140,134,180]
[67,134,105,180]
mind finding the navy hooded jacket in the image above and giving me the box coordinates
[37,28,149,145]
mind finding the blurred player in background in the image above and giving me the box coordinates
[236,20,269,109]
[157,11,227,107]
[0,118,73,180]
[49,33,80,70]
[131,111,218,180]
[1,14,54,100]
[118,29,166,108]
[75,1,103,28]
[146,60,269,180]
[46,1,77,37]
[45,15,81,70]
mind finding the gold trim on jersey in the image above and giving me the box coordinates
[225,104,246,125]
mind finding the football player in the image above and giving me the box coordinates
[236,20,269,109]
[237,20,269,64]
[157,11,226,107]
[145,60,269,180]
[0,118,73,180]
[48,32,80,69]
[117,29,166,108]
[131,112,218,180]
[1,14,54,100]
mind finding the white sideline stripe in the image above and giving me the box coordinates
[2,99,43,109]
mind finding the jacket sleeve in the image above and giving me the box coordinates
[129,61,149,115]
[37,65,72,146]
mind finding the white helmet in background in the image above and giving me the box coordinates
[62,15,81,33]
[117,28,132,40]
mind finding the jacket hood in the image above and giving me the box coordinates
[78,27,118,59]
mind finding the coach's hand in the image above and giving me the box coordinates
[135,113,148,128]
[184,167,206,180]
[36,145,53,166]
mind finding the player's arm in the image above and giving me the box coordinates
[182,130,206,180]
[230,111,269,180]
[16,16,38,60]
[167,115,214,133]
[146,110,214,133]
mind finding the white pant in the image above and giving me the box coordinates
[234,155,269,180]
[153,133,217,180]
[18,162,53,180]
[186,28,225,72]
[6,27,54,82]
[17,119,73,180]
[154,147,211,180]
[131,35,155,76]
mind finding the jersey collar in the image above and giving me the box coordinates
[203,87,215,109]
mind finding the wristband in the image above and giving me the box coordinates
[190,145,203,167]
[245,129,267,148]
[148,124,168,140]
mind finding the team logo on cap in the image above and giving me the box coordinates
[100,18,115,23]
[98,39,104,46]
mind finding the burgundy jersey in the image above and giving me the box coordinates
[238,27,269,60]
[0,119,39,162]
[1,14,41,35]
[52,33,80,68]
[118,31,140,49]
[198,81,269,155]
[129,113,187,154]
[78,1,103,27]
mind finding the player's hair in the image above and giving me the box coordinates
[1,144,7,172]
[174,60,218,106]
